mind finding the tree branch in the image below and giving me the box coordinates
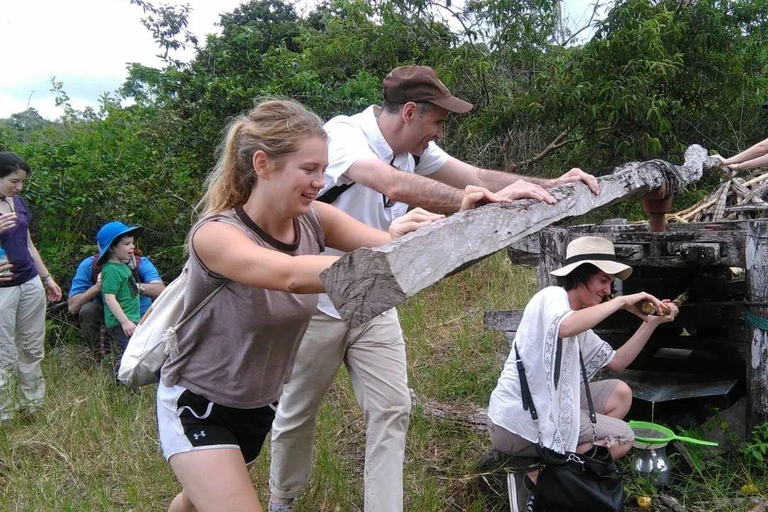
[511,126,613,170]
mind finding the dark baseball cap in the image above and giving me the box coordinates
[383,66,473,114]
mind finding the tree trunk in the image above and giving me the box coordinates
[537,228,568,289]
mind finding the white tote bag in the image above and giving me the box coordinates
[117,266,225,387]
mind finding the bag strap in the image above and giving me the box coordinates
[579,349,599,443]
[515,344,538,422]
[173,267,226,330]
[516,336,598,446]
[91,254,100,284]
[315,182,354,204]
[162,267,228,372]
[315,154,421,205]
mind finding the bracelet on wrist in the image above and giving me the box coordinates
[40,273,51,281]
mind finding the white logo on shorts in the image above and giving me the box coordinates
[193,430,206,440]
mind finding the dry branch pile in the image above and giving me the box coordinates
[669,168,768,223]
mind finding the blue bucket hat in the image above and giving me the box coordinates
[96,221,143,264]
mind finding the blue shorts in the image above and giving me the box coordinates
[157,382,277,465]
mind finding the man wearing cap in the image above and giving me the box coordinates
[68,221,165,359]
[268,65,599,512]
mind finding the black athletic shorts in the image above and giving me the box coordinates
[157,382,278,465]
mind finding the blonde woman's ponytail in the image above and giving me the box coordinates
[196,99,326,219]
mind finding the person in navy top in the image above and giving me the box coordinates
[0,151,62,423]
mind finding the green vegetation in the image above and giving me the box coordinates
[1,0,767,509]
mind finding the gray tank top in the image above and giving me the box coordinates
[161,205,325,408]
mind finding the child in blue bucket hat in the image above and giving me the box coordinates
[96,221,143,378]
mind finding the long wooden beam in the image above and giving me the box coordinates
[321,145,712,328]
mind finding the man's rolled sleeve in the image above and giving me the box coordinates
[68,258,95,298]
[138,257,162,283]
[414,142,450,176]
[325,119,377,185]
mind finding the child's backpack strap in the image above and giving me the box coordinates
[91,254,100,284]
[132,255,143,283]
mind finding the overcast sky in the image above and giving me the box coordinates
[1,0,603,120]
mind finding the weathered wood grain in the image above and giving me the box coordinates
[484,309,524,333]
[509,220,747,268]
[322,145,712,328]
[506,235,541,266]
[537,227,569,289]
[746,221,768,429]
[680,242,720,263]
[409,389,488,433]
[541,220,749,268]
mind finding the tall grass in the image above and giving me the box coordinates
[1,253,764,511]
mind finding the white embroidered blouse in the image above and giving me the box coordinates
[487,286,616,454]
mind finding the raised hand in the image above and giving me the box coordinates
[645,299,679,326]
[0,212,17,235]
[496,181,556,204]
[621,292,665,322]
[553,168,599,195]
[388,207,444,239]
[459,185,511,211]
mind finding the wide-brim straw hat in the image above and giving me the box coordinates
[550,236,633,281]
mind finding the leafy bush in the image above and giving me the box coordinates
[742,422,768,470]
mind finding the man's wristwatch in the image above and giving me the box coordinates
[138,283,145,294]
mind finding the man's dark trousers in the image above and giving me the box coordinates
[78,301,104,356]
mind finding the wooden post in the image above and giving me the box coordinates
[538,228,569,289]
[746,220,768,429]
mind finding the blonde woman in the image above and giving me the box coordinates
[156,99,500,512]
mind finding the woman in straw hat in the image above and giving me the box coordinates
[487,236,679,512]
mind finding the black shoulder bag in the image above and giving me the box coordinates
[315,155,421,205]
[516,342,624,512]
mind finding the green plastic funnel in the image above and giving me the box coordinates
[628,420,718,448]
